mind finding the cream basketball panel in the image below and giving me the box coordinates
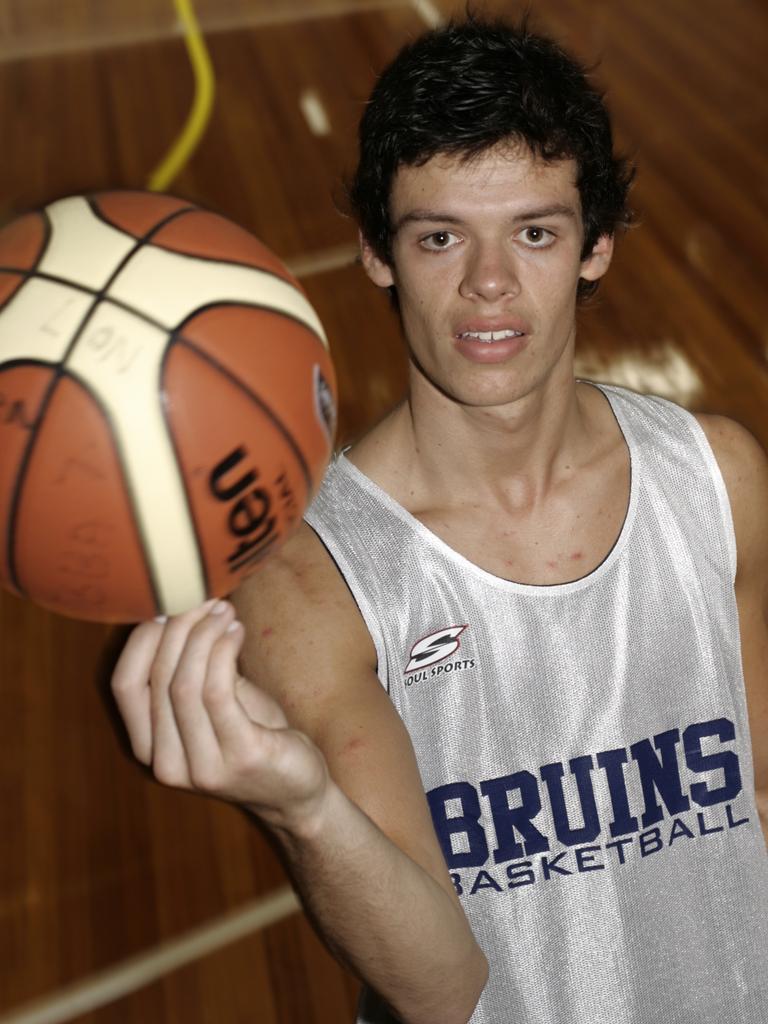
[0,277,94,365]
[107,247,329,347]
[39,197,139,291]
[65,300,206,613]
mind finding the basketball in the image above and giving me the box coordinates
[0,191,337,623]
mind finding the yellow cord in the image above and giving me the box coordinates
[146,0,215,192]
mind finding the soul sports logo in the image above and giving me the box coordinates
[404,625,475,684]
[426,717,752,897]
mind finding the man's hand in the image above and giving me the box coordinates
[111,599,329,836]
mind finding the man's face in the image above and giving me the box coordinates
[362,144,612,410]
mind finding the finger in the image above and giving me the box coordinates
[202,621,280,752]
[149,598,218,785]
[111,619,165,763]
[168,602,239,785]
[235,673,290,731]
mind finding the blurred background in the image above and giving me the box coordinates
[1,0,767,1021]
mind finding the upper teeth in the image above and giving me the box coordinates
[461,330,523,342]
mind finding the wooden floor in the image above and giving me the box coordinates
[1,0,767,1020]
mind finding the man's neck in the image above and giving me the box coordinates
[349,364,596,515]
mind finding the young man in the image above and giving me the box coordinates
[112,17,768,1023]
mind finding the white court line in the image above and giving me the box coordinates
[300,88,332,136]
[287,241,360,278]
[575,345,703,407]
[0,0,410,62]
[0,887,301,1024]
[201,0,408,34]
[409,0,445,27]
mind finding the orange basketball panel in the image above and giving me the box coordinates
[163,345,310,597]
[91,191,193,240]
[13,375,157,621]
[0,271,28,310]
[0,212,47,271]
[177,306,336,486]
[0,364,54,592]
[150,209,302,289]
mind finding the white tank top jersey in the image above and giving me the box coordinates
[304,383,768,1024]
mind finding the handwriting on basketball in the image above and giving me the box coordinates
[58,549,109,580]
[0,393,35,430]
[85,324,143,374]
[209,447,281,575]
[40,296,77,338]
[54,451,105,484]
[51,520,114,609]
[274,470,299,525]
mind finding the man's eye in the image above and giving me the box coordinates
[520,227,555,247]
[420,231,460,251]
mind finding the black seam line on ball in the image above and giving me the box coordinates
[86,193,303,285]
[5,205,193,601]
[0,356,60,373]
[112,240,305,282]
[167,331,312,495]
[0,211,50,280]
[0,268,166,334]
[0,267,97,290]
[174,299,326,346]
[0,268,98,317]
[0,269,320,340]
[59,203,200,372]
[85,194,197,240]
[6,208,53,277]
[85,193,303,283]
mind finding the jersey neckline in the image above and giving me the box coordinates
[336,381,640,595]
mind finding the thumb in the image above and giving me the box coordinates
[234,674,290,730]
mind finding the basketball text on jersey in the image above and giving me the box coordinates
[427,716,752,897]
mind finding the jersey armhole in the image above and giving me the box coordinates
[680,409,738,579]
[303,521,390,692]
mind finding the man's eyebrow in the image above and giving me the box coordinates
[393,211,463,231]
[393,204,577,231]
[512,203,577,222]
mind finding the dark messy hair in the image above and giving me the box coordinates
[349,13,634,301]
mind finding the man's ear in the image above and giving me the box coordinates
[359,231,395,288]
[580,233,614,282]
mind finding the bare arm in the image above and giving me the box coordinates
[697,414,768,847]
[112,524,487,1023]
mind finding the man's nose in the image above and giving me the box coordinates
[459,242,521,302]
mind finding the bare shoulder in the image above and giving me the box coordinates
[694,413,768,573]
[695,412,767,471]
[231,521,377,696]
[230,521,390,796]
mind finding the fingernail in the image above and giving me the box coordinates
[210,600,229,615]
[226,620,242,633]
[154,615,167,624]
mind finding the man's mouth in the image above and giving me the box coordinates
[457,329,525,343]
